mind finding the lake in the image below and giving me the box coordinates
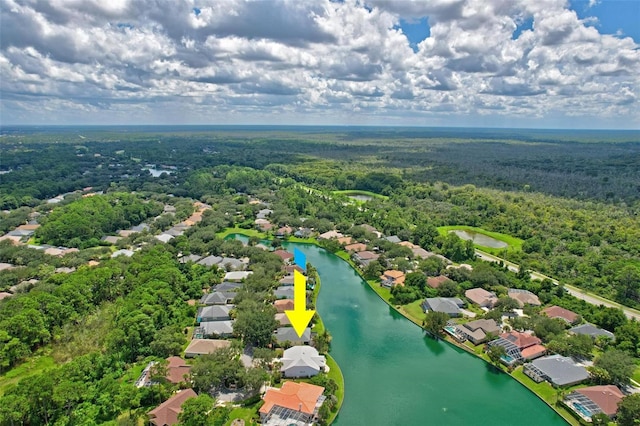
[231,235,566,425]
[451,230,509,249]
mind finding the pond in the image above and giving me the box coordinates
[230,235,566,425]
[451,229,509,249]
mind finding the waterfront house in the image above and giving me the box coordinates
[274,299,295,313]
[318,230,343,240]
[275,327,311,345]
[352,250,379,266]
[456,319,500,344]
[280,346,326,378]
[487,331,546,366]
[524,355,589,386]
[259,382,325,426]
[380,270,406,288]
[421,297,464,317]
[344,242,367,252]
[274,286,295,300]
[273,249,294,263]
[564,385,624,421]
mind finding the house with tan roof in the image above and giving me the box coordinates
[318,230,343,240]
[337,236,353,245]
[276,226,293,237]
[273,249,294,263]
[456,319,501,344]
[427,275,452,289]
[541,306,579,324]
[508,288,541,307]
[465,288,499,308]
[344,242,367,252]
[184,339,231,358]
[259,382,325,426]
[352,250,379,266]
[399,241,418,249]
[274,299,295,313]
[148,388,197,426]
[564,385,624,421]
[380,270,406,288]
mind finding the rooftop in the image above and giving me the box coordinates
[260,382,325,416]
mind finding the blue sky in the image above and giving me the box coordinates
[1,0,639,129]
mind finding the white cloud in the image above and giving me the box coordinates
[0,0,638,128]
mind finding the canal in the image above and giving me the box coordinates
[235,236,567,425]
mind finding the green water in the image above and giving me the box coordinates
[234,236,567,425]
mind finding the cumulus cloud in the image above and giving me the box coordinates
[0,0,638,127]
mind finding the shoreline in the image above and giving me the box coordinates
[224,230,577,425]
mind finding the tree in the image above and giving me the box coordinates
[314,330,332,354]
[487,344,506,367]
[178,394,215,426]
[616,393,640,426]
[233,300,278,347]
[593,349,635,385]
[437,280,459,297]
[495,296,520,313]
[615,265,640,304]
[590,412,610,425]
[423,311,449,337]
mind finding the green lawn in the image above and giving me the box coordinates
[437,225,524,251]
[225,406,258,425]
[325,354,345,425]
[366,280,392,303]
[0,354,56,396]
[332,189,389,200]
[216,227,267,239]
[400,300,425,326]
[632,363,640,384]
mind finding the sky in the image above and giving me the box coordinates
[1,0,639,129]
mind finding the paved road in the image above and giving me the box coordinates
[475,249,640,321]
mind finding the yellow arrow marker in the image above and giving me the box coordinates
[284,269,315,338]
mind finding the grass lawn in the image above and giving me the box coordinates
[334,250,351,262]
[0,353,56,396]
[366,280,392,303]
[511,368,581,426]
[632,364,640,384]
[332,189,389,200]
[216,227,266,239]
[325,354,345,425]
[437,225,524,251]
[401,300,425,325]
[225,406,258,425]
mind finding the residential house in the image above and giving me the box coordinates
[273,250,294,263]
[218,257,248,271]
[523,355,589,387]
[399,241,418,249]
[163,204,177,214]
[385,235,401,243]
[569,323,615,340]
[564,385,624,421]
[212,281,243,292]
[184,339,231,358]
[224,271,253,282]
[541,306,579,324]
[487,331,546,366]
[337,236,354,245]
[198,320,235,338]
[259,382,325,426]
[283,264,305,275]
[352,250,379,266]
[456,319,501,344]
[412,247,435,259]
[164,227,185,237]
[280,346,326,378]
[275,313,292,326]
[197,255,223,267]
[200,291,235,305]
[427,275,452,289]
[255,219,273,232]
[421,298,465,317]
[294,227,312,238]
[111,249,134,258]
[344,243,367,252]
[55,267,75,274]
[465,288,499,308]
[317,230,343,240]
[359,224,382,238]
[131,223,150,233]
[274,299,295,313]
[137,357,192,387]
[380,270,406,288]
[274,286,295,300]
[196,305,233,323]
[256,209,273,220]
[101,235,121,244]
[155,234,174,243]
[276,226,293,237]
[508,289,541,307]
[178,254,202,264]
[275,327,311,345]
[279,275,295,286]
[148,389,197,426]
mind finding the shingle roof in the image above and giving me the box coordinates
[275,327,311,344]
[165,357,192,384]
[281,346,326,376]
[570,324,615,339]
[526,355,589,386]
[199,291,235,305]
[421,298,463,315]
[148,389,197,426]
[575,386,624,417]
[541,306,579,323]
[184,339,231,356]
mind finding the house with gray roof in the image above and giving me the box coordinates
[111,249,134,258]
[213,282,243,292]
[131,223,150,232]
[200,291,235,305]
[421,297,465,317]
[196,305,233,323]
[179,254,202,264]
[224,271,253,282]
[218,257,247,271]
[385,235,401,243]
[275,327,311,345]
[524,355,589,387]
[198,320,235,338]
[569,323,615,340]
[101,235,121,244]
[164,227,184,237]
[155,233,174,243]
[256,209,273,219]
[274,286,295,300]
[281,346,326,378]
[197,255,223,267]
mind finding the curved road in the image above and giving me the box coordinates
[475,249,640,321]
